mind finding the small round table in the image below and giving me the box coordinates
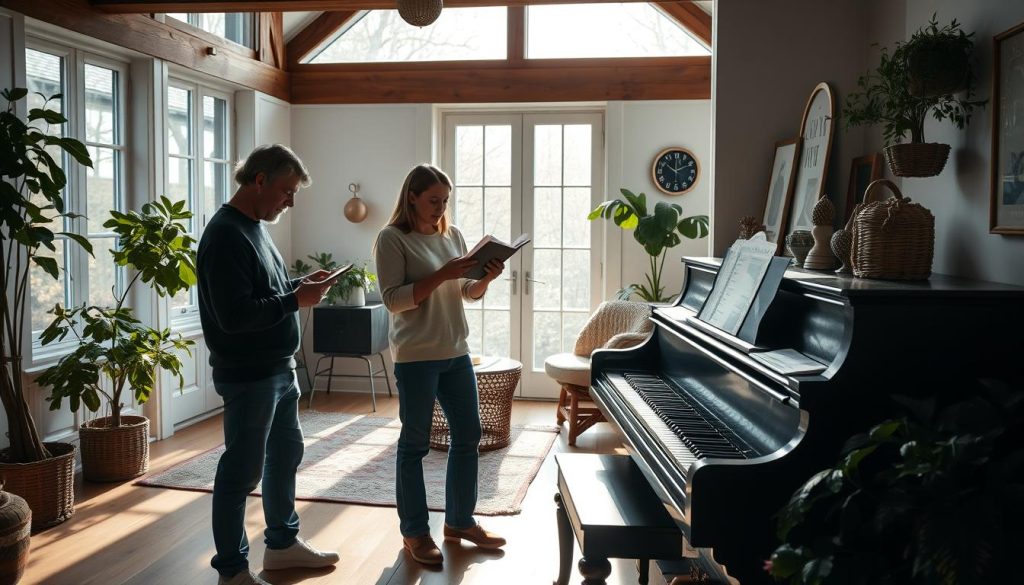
[429,357,522,452]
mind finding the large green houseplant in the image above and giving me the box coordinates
[0,88,93,528]
[843,16,986,177]
[37,197,196,481]
[768,380,1022,585]
[588,188,709,302]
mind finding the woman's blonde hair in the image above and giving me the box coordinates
[385,163,453,234]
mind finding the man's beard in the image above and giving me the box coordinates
[262,207,288,225]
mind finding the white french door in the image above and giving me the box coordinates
[442,111,604,399]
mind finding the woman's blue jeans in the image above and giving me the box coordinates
[393,354,481,537]
[210,370,304,577]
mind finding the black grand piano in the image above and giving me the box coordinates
[588,257,1024,584]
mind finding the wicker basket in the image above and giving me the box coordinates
[883,143,950,177]
[79,415,150,482]
[851,179,935,280]
[0,442,75,530]
[396,0,442,26]
[0,490,31,583]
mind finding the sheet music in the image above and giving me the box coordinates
[698,234,778,335]
[751,349,827,375]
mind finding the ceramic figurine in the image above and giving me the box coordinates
[803,195,836,270]
[786,230,814,267]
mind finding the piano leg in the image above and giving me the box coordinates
[578,556,612,584]
[554,493,573,585]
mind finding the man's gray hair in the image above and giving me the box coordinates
[234,144,312,187]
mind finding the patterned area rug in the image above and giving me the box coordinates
[137,411,559,515]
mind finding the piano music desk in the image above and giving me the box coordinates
[554,453,684,585]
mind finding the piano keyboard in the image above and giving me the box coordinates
[604,372,754,465]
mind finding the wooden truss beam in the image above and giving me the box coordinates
[285,10,357,68]
[91,0,703,12]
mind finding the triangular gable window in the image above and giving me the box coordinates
[307,7,507,63]
[307,3,708,64]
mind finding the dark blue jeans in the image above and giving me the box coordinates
[393,354,481,537]
[211,370,304,577]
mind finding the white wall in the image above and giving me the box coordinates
[866,0,1024,285]
[605,100,713,300]
[712,0,868,255]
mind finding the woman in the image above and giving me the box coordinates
[374,163,507,566]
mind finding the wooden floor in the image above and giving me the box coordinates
[24,392,672,585]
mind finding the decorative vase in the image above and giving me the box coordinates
[785,230,814,268]
[0,490,30,585]
[335,287,365,307]
[343,183,368,223]
[0,443,75,530]
[804,196,836,270]
[79,415,150,482]
[830,229,853,275]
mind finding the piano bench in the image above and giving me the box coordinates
[554,453,685,585]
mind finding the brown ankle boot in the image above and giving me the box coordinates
[402,534,444,565]
[443,523,506,549]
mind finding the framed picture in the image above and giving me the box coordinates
[786,82,835,239]
[761,138,801,253]
[991,21,1024,235]
[844,153,883,224]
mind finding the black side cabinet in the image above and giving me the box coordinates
[312,303,389,355]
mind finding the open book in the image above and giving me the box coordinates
[462,233,530,279]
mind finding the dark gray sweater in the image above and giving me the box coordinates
[197,205,301,382]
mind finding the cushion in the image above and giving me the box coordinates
[543,352,591,387]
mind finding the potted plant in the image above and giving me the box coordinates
[36,197,196,482]
[905,16,974,97]
[297,253,376,306]
[588,188,709,302]
[767,380,1022,585]
[0,88,93,529]
[843,16,986,178]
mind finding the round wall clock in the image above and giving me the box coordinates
[651,147,699,195]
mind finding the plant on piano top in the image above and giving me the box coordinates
[767,379,1023,585]
[588,188,709,302]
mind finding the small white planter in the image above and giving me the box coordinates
[336,287,365,307]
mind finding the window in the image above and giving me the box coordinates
[526,3,709,59]
[26,43,128,354]
[167,79,231,322]
[307,7,506,63]
[166,13,255,49]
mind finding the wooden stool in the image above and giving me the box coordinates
[554,453,685,585]
[556,384,606,446]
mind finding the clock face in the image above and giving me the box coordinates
[652,147,699,195]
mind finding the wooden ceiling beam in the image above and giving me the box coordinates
[91,0,703,12]
[658,1,711,46]
[291,56,710,103]
[285,10,357,68]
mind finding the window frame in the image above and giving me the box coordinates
[27,37,130,365]
[163,12,257,52]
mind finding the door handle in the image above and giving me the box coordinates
[524,271,545,295]
[503,270,518,295]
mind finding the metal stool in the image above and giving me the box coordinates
[309,352,393,411]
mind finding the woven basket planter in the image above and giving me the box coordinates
[0,442,75,531]
[397,0,442,26]
[883,143,950,177]
[851,179,935,280]
[80,415,150,482]
[0,490,30,584]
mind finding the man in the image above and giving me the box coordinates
[198,144,340,585]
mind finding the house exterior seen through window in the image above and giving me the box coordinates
[166,13,255,49]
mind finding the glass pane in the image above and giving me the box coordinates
[31,239,67,334]
[455,186,483,247]
[483,187,510,243]
[223,13,254,47]
[87,146,118,234]
[563,125,591,186]
[563,187,591,248]
[534,125,562,186]
[203,95,227,159]
[484,125,511,186]
[197,13,226,37]
[483,310,509,357]
[84,64,117,144]
[166,13,188,23]
[167,157,193,231]
[562,312,589,354]
[562,249,590,310]
[465,307,482,356]
[483,274,510,310]
[532,249,561,311]
[88,236,118,306]
[310,8,506,63]
[456,126,483,186]
[527,3,710,59]
[204,162,230,226]
[533,311,560,371]
[168,288,193,314]
[167,86,191,156]
[25,49,64,134]
[534,187,561,247]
